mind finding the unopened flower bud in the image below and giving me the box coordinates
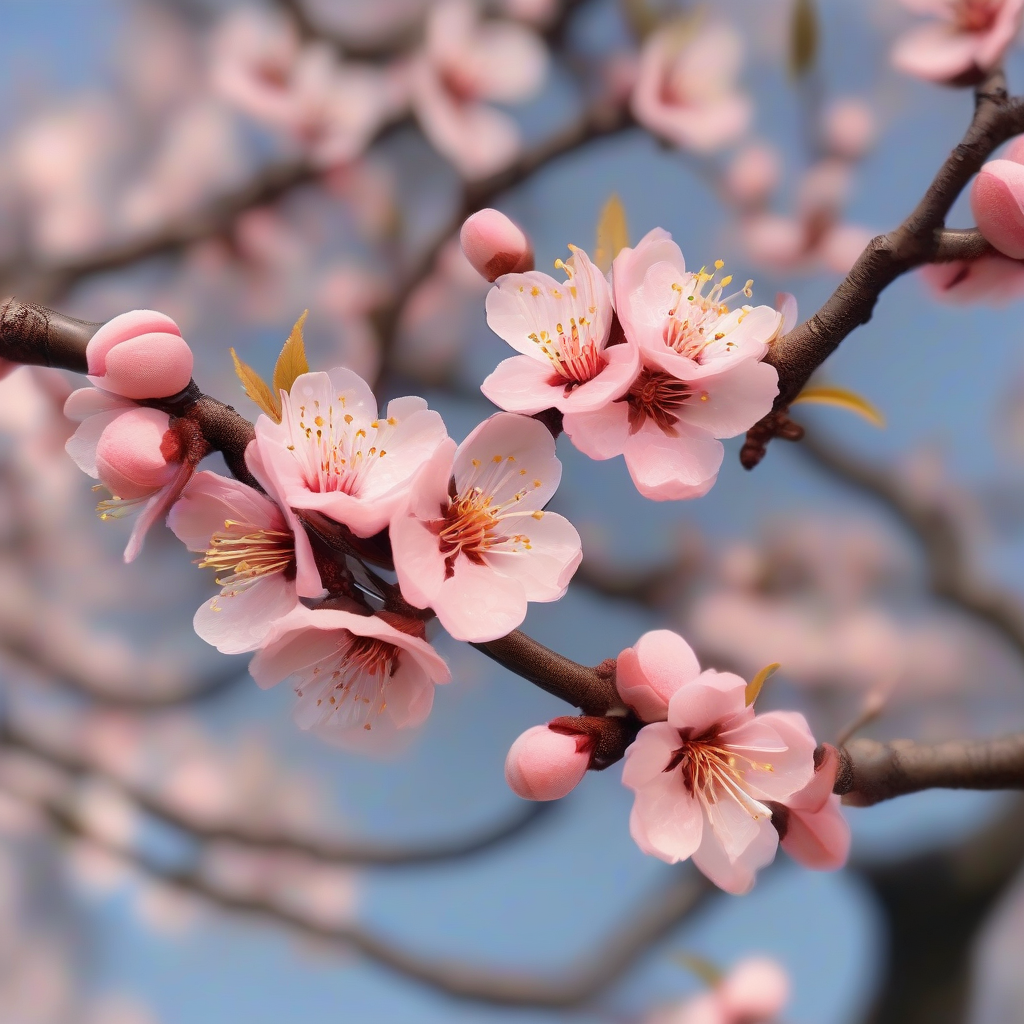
[971,158,1024,259]
[718,957,790,1022]
[460,209,534,282]
[87,309,193,400]
[725,143,781,207]
[822,98,876,161]
[1005,134,1024,164]
[504,724,591,801]
[95,408,182,499]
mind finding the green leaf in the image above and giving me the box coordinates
[792,384,886,428]
[230,348,281,422]
[273,309,310,399]
[745,662,781,706]
[594,194,629,274]
[790,0,818,79]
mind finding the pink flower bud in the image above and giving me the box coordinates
[460,209,534,282]
[504,724,591,801]
[971,158,1024,259]
[724,143,781,207]
[822,98,875,161]
[718,957,789,1022]
[95,408,182,499]
[86,310,193,400]
[1005,134,1024,164]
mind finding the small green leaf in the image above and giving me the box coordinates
[792,384,886,427]
[790,0,818,79]
[745,662,781,706]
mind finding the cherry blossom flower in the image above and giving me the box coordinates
[892,0,1024,84]
[481,243,638,416]
[776,743,850,871]
[85,310,193,400]
[646,957,790,1024]
[505,723,592,800]
[64,393,199,562]
[631,21,751,153]
[411,0,549,179]
[619,630,816,893]
[390,412,582,642]
[920,253,1024,303]
[253,367,447,538]
[460,208,534,282]
[248,605,451,742]
[564,229,779,501]
[168,467,324,655]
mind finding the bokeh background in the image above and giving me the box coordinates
[0,1,1023,1022]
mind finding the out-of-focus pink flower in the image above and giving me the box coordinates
[64,395,196,562]
[617,629,702,722]
[499,0,559,27]
[892,0,1024,84]
[920,253,1024,303]
[253,367,447,538]
[86,310,193,400]
[724,143,782,208]
[649,956,790,1024]
[776,743,850,870]
[505,724,591,800]
[971,158,1024,258]
[621,637,815,893]
[822,98,877,160]
[168,470,324,654]
[564,229,778,501]
[211,8,396,167]
[742,208,873,277]
[391,413,582,642]
[482,244,638,415]
[248,605,451,742]
[460,208,534,281]
[412,0,549,179]
[632,22,751,153]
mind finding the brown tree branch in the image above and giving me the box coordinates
[836,735,1024,807]
[746,68,1024,467]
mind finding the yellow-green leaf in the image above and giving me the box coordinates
[273,309,310,399]
[792,384,886,427]
[745,662,780,706]
[594,194,629,274]
[789,0,818,79]
[231,348,281,422]
[673,952,723,988]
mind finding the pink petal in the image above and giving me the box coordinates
[616,629,702,722]
[673,359,779,439]
[621,721,681,789]
[391,513,448,611]
[193,574,297,655]
[483,510,582,602]
[563,400,631,461]
[629,770,704,864]
[971,159,1024,259]
[892,23,982,82]
[481,355,566,414]
[622,422,724,502]
[168,470,283,552]
[719,958,790,1021]
[430,556,528,642]
[781,795,851,871]
[691,813,777,894]
[667,668,747,736]
[124,461,194,563]
[741,710,816,801]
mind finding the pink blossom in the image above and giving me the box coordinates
[777,743,851,871]
[971,157,1024,257]
[168,468,325,655]
[64,393,196,562]
[390,413,582,642]
[505,724,591,800]
[631,22,751,153]
[563,229,778,501]
[460,208,534,282]
[412,0,548,179]
[248,605,451,741]
[892,0,1024,84]
[621,641,815,893]
[920,253,1024,303]
[724,143,782,208]
[253,367,447,538]
[481,244,638,416]
[822,98,877,160]
[617,629,702,723]
[648,957,789,1024]
[86,310,193,400]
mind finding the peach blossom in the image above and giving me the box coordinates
[892,0,1024,84]
[822,98,877,160]
[248,605,451,742]
[505,724,591,800]
[460,208,534,281]
[621,639,816,893]
[390,413,582,642]
[412,0,548,179]
[64,393,195,562]
[724,143,782,208]
[86,310,193,400]
[253,367,447,538]
[617,629,702,722]
[632,22,751,153]
[482,243,639,416]
[777,743,851,871]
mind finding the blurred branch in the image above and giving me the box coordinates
[0,719,555,868]
[801,429,1024,665]
[837,735,1024,807]
[30,778,712,1008]
[744,67,1024,468]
